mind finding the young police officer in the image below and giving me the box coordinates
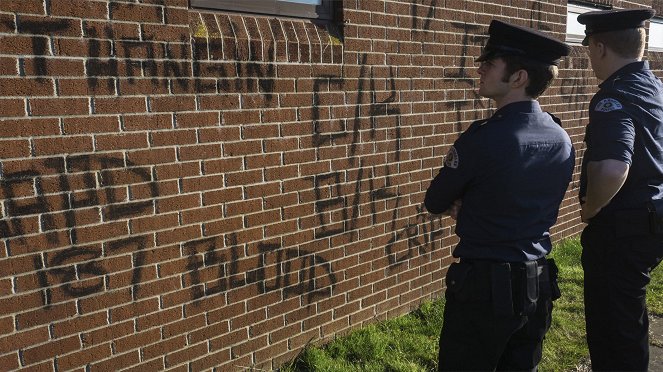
[577,8,663,371]
[425,20,574,371]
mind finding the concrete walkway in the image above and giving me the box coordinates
[575,316,663,371]
[650,316,663,370]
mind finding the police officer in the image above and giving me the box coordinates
[425,20,574,371]
[577,8,663,371]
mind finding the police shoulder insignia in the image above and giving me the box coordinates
[594,98,623,112]
[444,146,459,169]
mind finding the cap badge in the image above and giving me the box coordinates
[444,146,459,169]
[595,98,623,112]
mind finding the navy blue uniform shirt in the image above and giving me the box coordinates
[425,101,575,262]
[580,61,663,218]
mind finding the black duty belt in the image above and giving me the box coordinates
[456,257,560,316]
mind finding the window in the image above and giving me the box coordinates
[649,18,663,52]
[190,0,334,21]
[566,3,596,44]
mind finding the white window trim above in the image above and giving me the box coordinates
[648,17,663,52]
[190,0,334,21]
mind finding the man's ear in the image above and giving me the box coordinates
[510,69,529,89]
[592,39,607,58]
[597,41,607,58]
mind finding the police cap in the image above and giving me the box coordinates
[577,8,655,46]
[476,20,571,66]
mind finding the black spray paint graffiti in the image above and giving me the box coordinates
[17,19,70,79]
[411,0,438,40]
[3,2,451,309]
[1,154,337,308]
[529,1,552,32]
[560,69,592,110]
[309,53,445,271]
[445,22,490,130]
[184,236,336,304]
[1,156,158,307]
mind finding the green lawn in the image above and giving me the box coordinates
[282,237,663,371]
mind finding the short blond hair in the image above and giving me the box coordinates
[591,28,646,59]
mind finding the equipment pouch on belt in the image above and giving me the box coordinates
[490,263,513,317]
[523,261,539,315]
[445,262,473,301]
[647,199,663,234]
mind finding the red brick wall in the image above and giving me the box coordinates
[0,0,659,370]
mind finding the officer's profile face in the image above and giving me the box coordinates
[477,58,511,102]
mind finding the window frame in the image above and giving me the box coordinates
[648,17,663,52]
[566,3,596,45]
[190,0,334,21]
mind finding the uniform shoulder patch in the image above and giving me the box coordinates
[594,98,623,112]
[444,146,459,169]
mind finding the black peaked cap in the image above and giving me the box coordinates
[476,20,571,66]
[577,8,656,46]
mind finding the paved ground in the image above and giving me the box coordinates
[573,316,663,371]
[650,316,663,370]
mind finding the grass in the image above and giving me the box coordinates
[281,237,663,371]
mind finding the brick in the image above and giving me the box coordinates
[0,327,48,354]
[0,139,30,158]
[30,97,89,116]
[0,117,60,138]
[164,343,208,368]
[51,311,108,338]
[57,343,111,371]
[78,288,133,314]
[222,110,260,125]
[149,96,196,112]
[165,7,188,25]
[175,111,219,128]
[198,126,241,143]
[89,350,140,372]
[33,136,93,155]
[17,16,82,37]
[189,349,231,371]
[73,221,129,244]
[150,128,197,147]
[23,58,85,77]
[94,97,147,114]
[108,298,160,323]
[142,24,188,42]
[95,132,149,151]
[84,20,141,40]
[50,0,109,18]
[0,78,54,96]
[22,335,81,365]
[0,353,19,371]
[141,335,187,361]
[122,359,165,372]
[162,313,206,339]
[123,114,173,131]
[63,116,120,134]
[0,0,44,14]
[223,140,261,157]
[110,3,163,23]
[113,328,161,354]
[58,78,117,96]
[0,14,16,33]
[119,79,171,96]
[126,148,177,166]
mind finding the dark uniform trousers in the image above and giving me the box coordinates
[438,258,559,371]
[582,216,663,371]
